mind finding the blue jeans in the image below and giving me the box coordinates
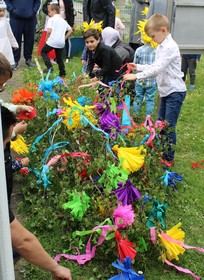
[158,91,186,161]
[133,83,157,115]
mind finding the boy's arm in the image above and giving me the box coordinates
[65,28,73,40]
[46,28,52,41]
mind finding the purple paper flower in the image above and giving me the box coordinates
[100,112,121,139]
[112,179,141,206]
[95,100,110,117]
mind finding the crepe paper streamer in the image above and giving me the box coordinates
[113,204,134,229]
[81,115,117,159]
[146,199,168,229]
[34,164,52,188]
[18,108,37,120]
[47,152,90,167]
[98,162,128,190]
[121,95,131,134]
[143,116,166,146]
[54,224,114,265]
[30,117,62,152]
[112,145,146,174]
[191,160,204,169]
[121,99,138,131]
[78,79,110,95]
[46,108,60,117]
[164,259,201,280]
[35,57,43,78]
[77,96,91,107]
[150,227,157,244]
[109,97,117,114]
[115,230,137,263]
[62,190,90,221]
[160,170,183,188]
[10,135,29,155]
[41,141,70,164]
[112,179,141,206]
[109,257,144,280]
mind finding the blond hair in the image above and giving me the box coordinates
[145,14,170,33]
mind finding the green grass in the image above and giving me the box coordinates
[12,54,204,280]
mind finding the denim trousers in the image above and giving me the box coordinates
[41,44,65,76]
[158,91,186,161]
[134,83,157,115]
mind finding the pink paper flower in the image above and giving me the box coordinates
[113,204,135,228]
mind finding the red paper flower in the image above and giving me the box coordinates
[115,230,137,262]
[18,108,37,120]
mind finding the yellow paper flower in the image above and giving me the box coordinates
[10,135,29,155]
[158,222,185,261]
[82,19,103,34]
[112,145,146,173]
[141,6,149,16]
[136,19,158,48]
[59,97,97,130]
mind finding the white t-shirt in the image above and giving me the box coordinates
[47,14,71,48]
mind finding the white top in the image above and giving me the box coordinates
[0,17,18,65]
[47,14,71,48]
[137,34,186,97]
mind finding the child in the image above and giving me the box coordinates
[83,28,123,85]
[181,54,201,91]
[0,0,18,73]
[124,14,186,165]
[132,19,157,116]
[41,3,73,77]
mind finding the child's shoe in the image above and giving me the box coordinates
[188,84,195,91]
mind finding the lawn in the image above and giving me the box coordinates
[11,54,204,280]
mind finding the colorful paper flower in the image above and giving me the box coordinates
[158,223,185,261]
[115,230,137,262]
[98,161,128,190]
[112,145,146,174]
[146,199,168,229]
[160,170,183,188]
[100,111,121,139]
[18,108,37,120]
[109,257,144,280]
[112,179,141,206]
[82,19,103,34]
[113,204,134,228]
[136,19,158,48]
[62,190,90,221]
[12,88,35,104]
[10,135,29,154]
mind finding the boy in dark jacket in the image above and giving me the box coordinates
[83,28,123,85]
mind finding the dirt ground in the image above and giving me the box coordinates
[3,58,29,280]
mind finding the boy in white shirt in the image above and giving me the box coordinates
[41,3,72,77]
[124,14,186,166]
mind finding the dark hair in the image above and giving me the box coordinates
[83,29,100,40]
[1,106,16,141]
[0,53,13,78]
[48,3,60,13]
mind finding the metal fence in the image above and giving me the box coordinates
[73,0,132,39]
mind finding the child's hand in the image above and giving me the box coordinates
[127,63,137,71]
[16,105,33,114]
[14,121,28,135]
[91,77,98,82]
[123,73,137,81]
[81,59,85,65]
[21,157,29,167]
